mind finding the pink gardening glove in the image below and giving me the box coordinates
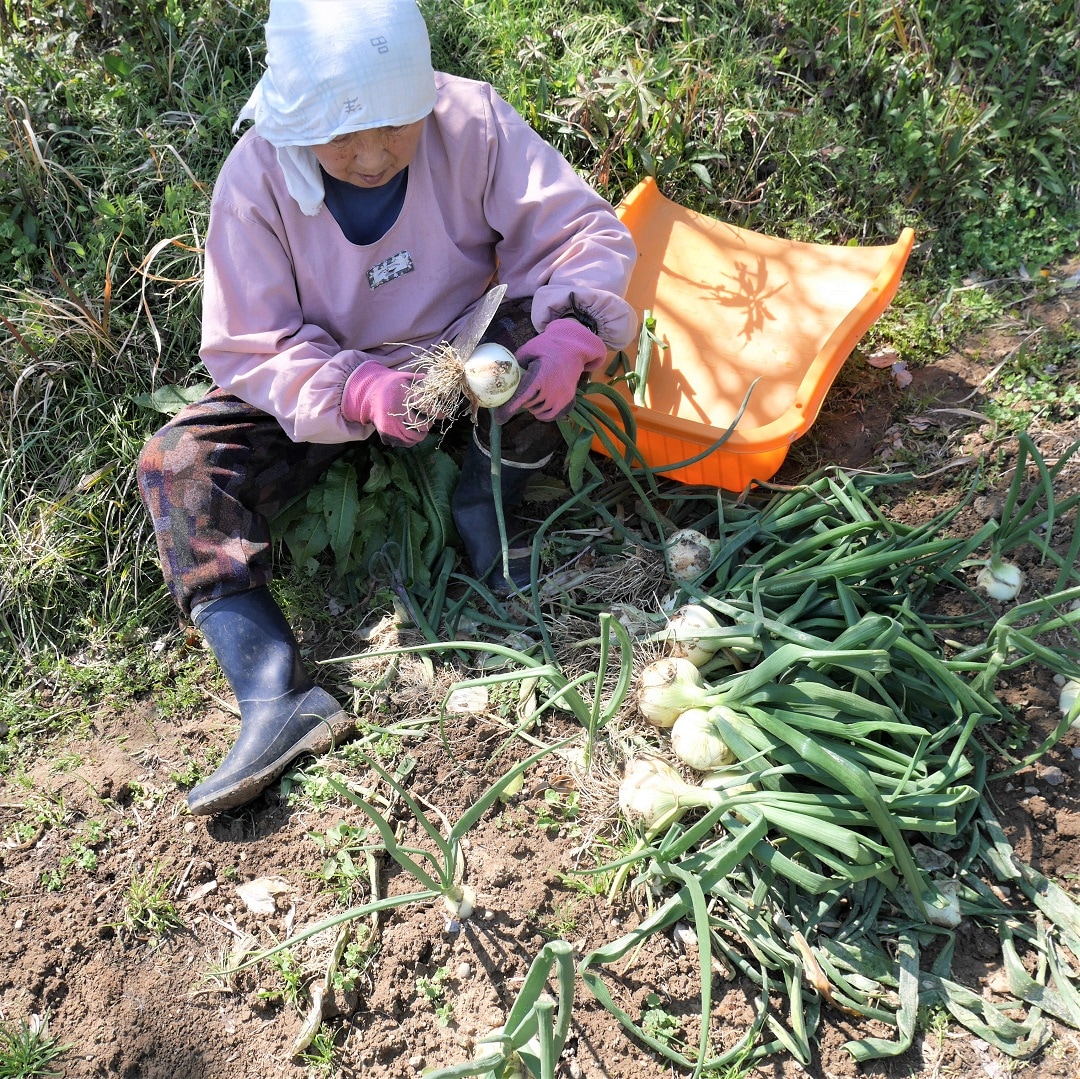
[342,360,428,447]
[494,318,607,424]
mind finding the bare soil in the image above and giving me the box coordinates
[1,268,1079,1079]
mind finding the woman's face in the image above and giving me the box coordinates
[308,120,426,188]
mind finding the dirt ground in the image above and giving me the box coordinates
[1,266,1079,1079]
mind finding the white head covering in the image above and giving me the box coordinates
[235,0,437,215]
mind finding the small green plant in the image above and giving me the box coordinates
[49,751,83,772]
[984,324,1080,429]
[536,787,581,837]
[495,805,532,837]
[36,815,106,892]
[308,821,375,903]
[555,845,618,898]
[641,993,682,1050]
[282,761,354,811]
[168,756,207,789]
[4,820,41,847]
[18,793,67,832]
[6,796,74,885]
[703,1047,756,1079]
[539,899,580,941]
[415,965,454,1026]
[79,819,107,847]
[114,864,185,943]
[0,1011,72,1079]
[917,1002,953,1040]
[296,1026,339,1075]
[331,930,378,994]
[322,745,550,927]
[46,819,109,888]
[258,948,306,1010]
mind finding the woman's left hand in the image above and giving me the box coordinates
[494,318,607,424]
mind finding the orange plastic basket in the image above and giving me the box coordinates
[590,178,914,490]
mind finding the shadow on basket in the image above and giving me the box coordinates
[589,177,915,491]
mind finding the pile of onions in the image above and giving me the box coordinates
[634,654,741,772]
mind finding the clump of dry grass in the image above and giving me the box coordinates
[345,614,461,724]
[543,543,668,609]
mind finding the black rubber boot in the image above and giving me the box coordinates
[186,587,353,815]
[452,429,542,595]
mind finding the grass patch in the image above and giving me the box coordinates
[0,0,1077,774]
[0,1012,72,1079]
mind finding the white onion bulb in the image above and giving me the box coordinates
[976,557,1024,602]
[670,706,736,771]
[665,604,723,667]
[442,883,476,921]
[634,657,707,728]
[923,881,962,929]
[1061,678,1080,724]
[463,342,522,408]
[618,752,719,828]
[664,528,717,583]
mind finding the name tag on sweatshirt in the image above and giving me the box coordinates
[367,251,415,289]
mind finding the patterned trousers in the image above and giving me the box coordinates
[137,299,559,616]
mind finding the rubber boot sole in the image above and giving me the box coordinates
[187,709,354,816]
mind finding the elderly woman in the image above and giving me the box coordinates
[137,0,637,816]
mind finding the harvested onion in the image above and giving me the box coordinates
[463,342,522,409]
[664,603,723,667]
[635,657,706,728]
[670,706,736,771]
[618,752,722,828]
[664,528,717,583]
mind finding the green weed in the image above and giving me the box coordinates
[415,965,454,1026]
[308,821,376,903]
[641,992,682,1051]
[113,863,185,943]
[538,899,580,941]
[0,1011,72,1079]
[257,949,306,1010]
[984,323,1080,428]
[330,930,378,994]
[39,823,103,892]
[536,787,582,838]
[296,1026,339,1076]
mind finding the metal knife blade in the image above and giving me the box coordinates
[450,283,507,361]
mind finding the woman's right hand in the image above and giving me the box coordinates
[341,360,429,447]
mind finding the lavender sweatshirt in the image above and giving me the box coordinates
[199,72,638,444]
